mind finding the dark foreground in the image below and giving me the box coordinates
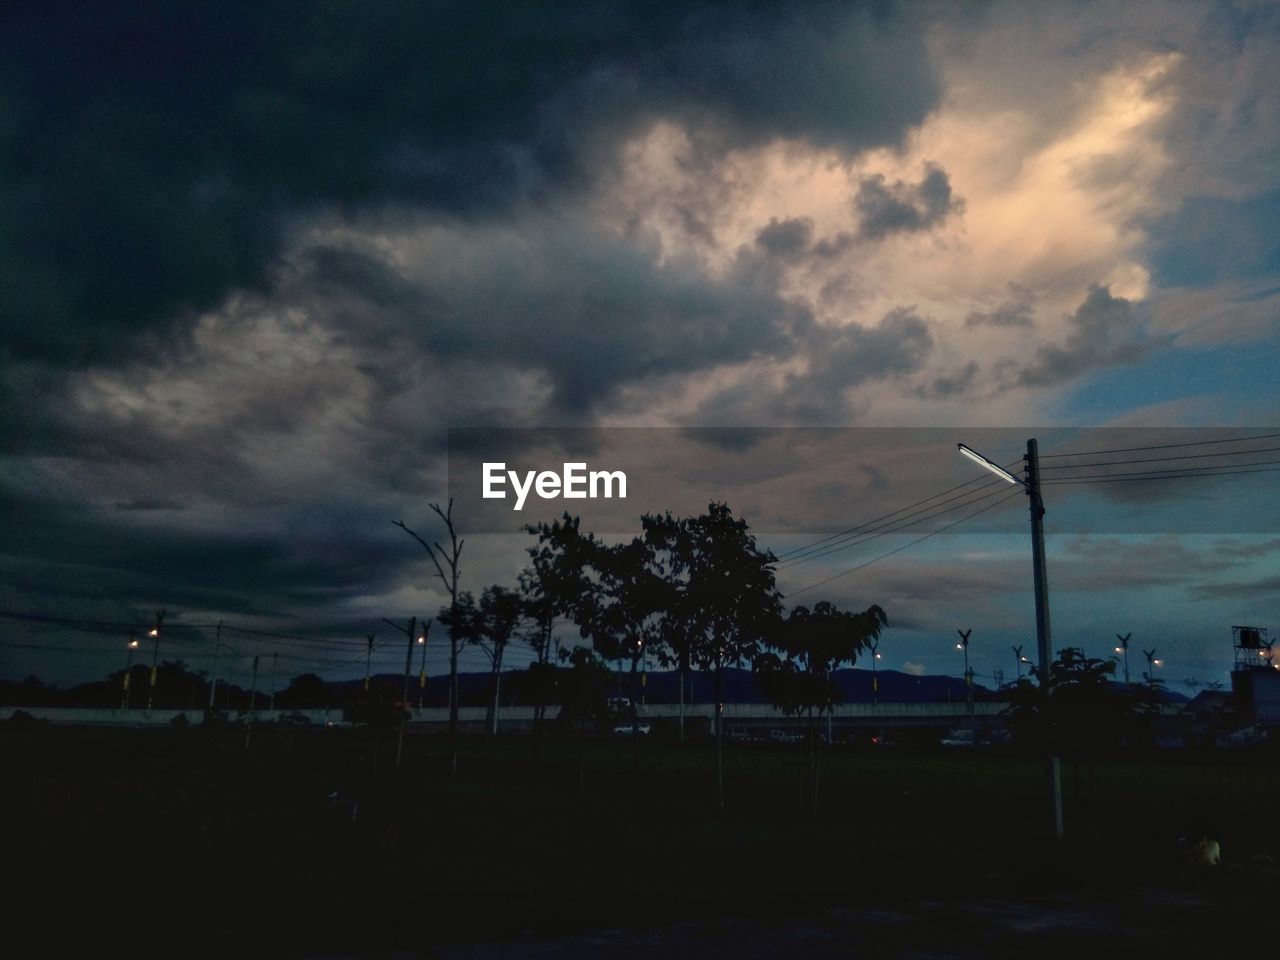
[5,721,1275,958]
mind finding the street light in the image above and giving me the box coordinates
[958,439,1062,839]
[121,632,139,710]
[867,638,881,705]
[1143,648,1160,685]
[956,629,973,720]
[417,627,428,710]
[146,610,166,714]
[1115,633,1131,685]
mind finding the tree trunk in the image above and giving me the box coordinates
[449,631,460,777]
[490,643,506,737]
[808,704,817,818]
[630,653,641,772]
[678,661,686,743]
[715,659,725,815]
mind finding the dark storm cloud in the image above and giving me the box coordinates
[755,217,815,258]
[914,360,979,400]
[854,163,963,240]
[0,485,415,615]
[1013,285,1152,388]
[296,219,810,412]
[767,306,935,422]
[0,0,940,367]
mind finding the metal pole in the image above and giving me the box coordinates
[269,650,278,713]
[208,621,222,709]
[1116,633,1131,685]
[1026,438,1063,839]
[418,626,428,710]
[397,617,415,769]
[145,611,164,714]
[122,632,137,710]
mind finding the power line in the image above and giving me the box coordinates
[785,488,1024,598]
[1041,462,1280,485]
[773,461,1021,563]
[1038,445,1280,471]
[1036,432,1280,459]
[778,483,1019,570]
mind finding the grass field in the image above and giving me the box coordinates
[5,722,1277,956]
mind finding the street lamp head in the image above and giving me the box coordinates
[957,443,1022,485]
[417,636,426,644]
[148,628,158,637]
[128,639,139,649]
[1115,646,1123,653]
[1153,658,1162,666]
[956,642,963,649]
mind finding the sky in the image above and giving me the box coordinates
[2,1,1278,692]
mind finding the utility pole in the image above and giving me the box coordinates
[1025,438,1063,839]
[957,439,1062,839]
[209,621,223,709]
[1115,633,1131,685]
[145,610,166,714]
[245,654,259,749]
[269,650,278,713]
[1013,644,1024,681]
[364,634,375,692]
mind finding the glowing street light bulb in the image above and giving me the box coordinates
[956,443,1022,485]
[128,638,139,649]
[148,628,158,637]
[417,635,426,644]
[956,642,963,649]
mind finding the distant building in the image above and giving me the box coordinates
[1230,625,1280,724]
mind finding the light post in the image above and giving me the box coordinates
[868,638,880,705]
[956,629,973,719]
[145,609,166,714]
[382,616,427,768]
[958,440,1062,839]
[121,632,139,710]
[1115,633,1131,685]
[1143,648,1161,685]
[417,628,428,711]
[1013,644,1029,682]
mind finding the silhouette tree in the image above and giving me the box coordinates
[1005,646,1161,804]
[528,513,672,768]
[679,503,783,813]
[473,585,526,736]
[756,601,887,815]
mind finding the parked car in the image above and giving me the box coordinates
[1222,724,1267,747]
[940,729,976,748]
[612,720,651,735]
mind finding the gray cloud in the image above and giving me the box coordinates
[1013,285,1152,388]
[965,285,1037,328]
[755,217,815,258]
[767,306,934,422]
[855,163,963,240]
[915,361,980,400]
